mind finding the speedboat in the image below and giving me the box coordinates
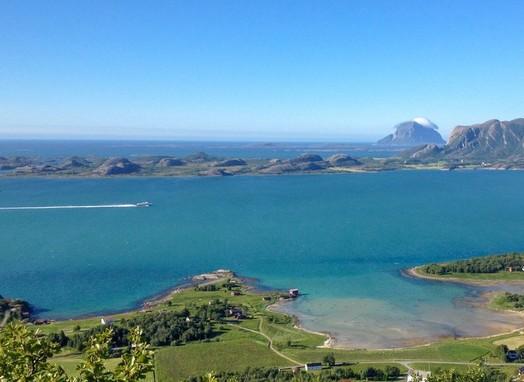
[135,202,152,207]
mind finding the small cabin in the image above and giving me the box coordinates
[100,317,113,326]
[304,362,322,372]
[227,308,245,319]
[289,289,299,298]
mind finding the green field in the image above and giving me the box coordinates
[156,335,293,381]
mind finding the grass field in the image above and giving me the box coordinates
[156,336,294,381]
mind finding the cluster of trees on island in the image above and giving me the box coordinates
[49,298,234,351]
[421,253,524,275]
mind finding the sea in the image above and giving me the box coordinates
[2,140,524,348]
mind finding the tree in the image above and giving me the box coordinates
[385,366,400,380]
[0,321,68,381]
[0,321,153,382]
[493,344,508,362]
[322,353,335,367]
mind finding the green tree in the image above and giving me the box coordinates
[0,321,67,382]
[493,344,508,362]
[0,321,153,382]
[385,366,400,380]
[322,353,335,367]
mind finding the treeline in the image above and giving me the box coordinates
[195,279,238,292]
[421,253,524,275]
[184,365,508,382]
[183,366,401,382]
[49,299,232,350]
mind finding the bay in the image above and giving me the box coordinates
[2,171,524,347]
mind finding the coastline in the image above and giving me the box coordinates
[2,165,524,180]
[145,266,524,351]
[266,299,334,348]
[405,266,524,286]
[34,266,524,352]
[402,265,524,341]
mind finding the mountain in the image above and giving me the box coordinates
[444,118,524,159]
[378,117,445,146]
[406,118,524,161]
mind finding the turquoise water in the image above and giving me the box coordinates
[2,171,524,348]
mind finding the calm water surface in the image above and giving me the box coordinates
[1,171,524,348]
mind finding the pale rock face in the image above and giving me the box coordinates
[402,118,524,161]
[445,118,524,159]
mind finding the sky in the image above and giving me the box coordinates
[1,0,523,142]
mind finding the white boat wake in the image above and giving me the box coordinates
[0,202,151,211]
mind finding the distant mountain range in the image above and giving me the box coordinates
[406,118,524,161]
[378,117,446,146]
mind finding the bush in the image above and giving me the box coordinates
[323,353,336,367]
[494,344,508,361]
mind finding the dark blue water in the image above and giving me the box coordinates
[1,171,524,347]
[0,140,400,160]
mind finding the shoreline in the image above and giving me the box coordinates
[36,266,524,352]
[401,266,524,342]
[266,299,334,348]
[405,266,524,286]
[2,165,524,181]
[62,270,284,323]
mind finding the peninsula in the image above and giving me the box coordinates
[408,253,524,285]
[6,266,524,381]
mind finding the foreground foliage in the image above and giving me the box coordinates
[182,366,401,382]
[0,321,153,382]
[426,364,507,382]
[181,364,508,382]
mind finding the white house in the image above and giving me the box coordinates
[407,369,431,382]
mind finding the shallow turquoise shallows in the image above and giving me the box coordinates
[2,171,524,348]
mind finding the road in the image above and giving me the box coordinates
[228,319,303,366]
[229,321,524,371]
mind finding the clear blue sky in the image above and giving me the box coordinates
[1,0,523,141]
